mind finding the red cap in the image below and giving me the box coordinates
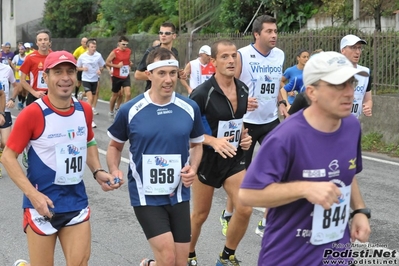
[44,51,77,71]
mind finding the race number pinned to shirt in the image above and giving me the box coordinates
[216,118,243,149]
[120,65,129,77]
[37,71,48,89]
[54,142,87,185]
[142,154,182,195]
[310,185,351,245]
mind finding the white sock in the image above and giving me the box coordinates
[224,210,233,217]
[262,218,267,226]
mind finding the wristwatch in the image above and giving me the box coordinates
[9,98,15,102]
[350,208,371,219]
[92,168,108,180]
[278,100,287,107]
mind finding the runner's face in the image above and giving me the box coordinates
[88,43,96,54]
[119,41,128,51]
[44,63,77,99]
[36,33,51,52]
[255,23,277,51]
[212,43,237,78]
[199,53,211,64]
[148,61,178,101]
[159,26,176,45]
[341,42,363,65]
[81,38,88,48]
[297,52,310,67]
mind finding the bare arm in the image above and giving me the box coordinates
[20,72,42,98]
[134,70,149,81]
[1,146,54,218]
[362,91,372,116]
[180,62,192,94]
[106,139,125,178]
[105,51,121,69]
[349,176,371,242]
[86,144,123,190]
[180,142,203,187]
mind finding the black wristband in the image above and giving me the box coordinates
[9,98,15,102]
[93,168,108,180]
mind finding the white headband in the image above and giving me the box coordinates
[147,59,179,71]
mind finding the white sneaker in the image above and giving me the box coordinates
[108,111,114,117]
[92,108,99,115]
[13,259,29,266]
[91,121,97,128]
[78,92,85,101]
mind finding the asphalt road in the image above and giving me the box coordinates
[0,98,398,265]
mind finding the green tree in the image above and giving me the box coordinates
[100,0,162,34]
[361,0,398,31]
[42,0,98,37]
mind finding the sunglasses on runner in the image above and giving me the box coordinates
[159,31,174,36]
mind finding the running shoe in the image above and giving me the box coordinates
[139,258,155,266]
[108,111,115,117]
[187,257,198,266]
[216,254,241,266]
[77,92,84,101]
[255,220,265,237]
[219,210,232,236]
[92,108,99,115]
[22,151,28,169]
[13,259,29,266]
[91,121,97,128]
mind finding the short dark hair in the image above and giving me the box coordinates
[119,36,129,42]
[297,49,309,57]
[87,39,96,47]
[146,47,176,67]
[252,15,276,42]
[36,29,52,42]
[160,22,176,33]
[211,39,236,59]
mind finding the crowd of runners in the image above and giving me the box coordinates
[0,14,373,266]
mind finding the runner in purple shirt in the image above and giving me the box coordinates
[239,51,371,266]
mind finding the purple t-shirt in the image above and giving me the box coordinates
[1,51,14,65]
[241,110,362,266]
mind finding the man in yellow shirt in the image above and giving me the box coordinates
[73,37,88,98]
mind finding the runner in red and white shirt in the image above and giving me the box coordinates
[181,45,215,95]
[19,29,52,106]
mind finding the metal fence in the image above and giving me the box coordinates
[51,30,399,94]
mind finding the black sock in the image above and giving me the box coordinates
[189,251,196,258]
[222,246,235,259]
[18,95,23,101]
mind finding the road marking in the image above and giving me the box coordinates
[98,148,129,164]
[363,155,399,166]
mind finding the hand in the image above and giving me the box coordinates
[33,90,46,99]
[288,91,295,96]
[96,70,101,76]
[130,61,133,67]
[117,61,123,68]
[28,190,55,218]
[83,67,89,71]
[350,213,371,243]
[304,182,342,210]
[178,69,187,80]
[6,100,15,109]
[362,104,372,116]
[239,128,252,150]
[96,169,124,191]
[180,165,196,187]
[210,136,237,159]
[247,97,258,111]
[279,104,288,118]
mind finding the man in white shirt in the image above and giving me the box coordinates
[77,39,105,128]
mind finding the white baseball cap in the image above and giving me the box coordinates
[340,34,367,50]
[199,45,211,56]
[303,51,368,86]
[24,42,31,48]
